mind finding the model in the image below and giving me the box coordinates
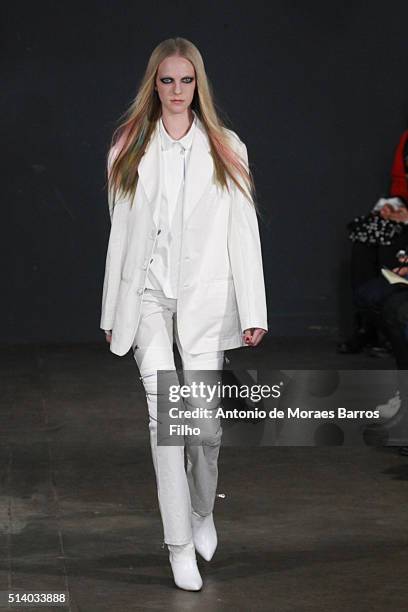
[100,36,268,591]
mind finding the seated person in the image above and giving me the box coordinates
[339,198,408,353]
[339,126,408,354]
[381,250,408,369]
[354,200,408,311]
[366,261,408,455]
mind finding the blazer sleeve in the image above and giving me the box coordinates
[100,147,129,332]
[227,139,268,333]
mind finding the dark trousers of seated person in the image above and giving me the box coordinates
[350,238,408,338]
[353,276,398,337]
[381,289,408,369]
[354,277,408,361]
[381,291,408,445]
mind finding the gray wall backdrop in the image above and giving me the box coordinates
[3,0,408,344]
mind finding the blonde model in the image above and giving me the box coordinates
[100,37,268,591]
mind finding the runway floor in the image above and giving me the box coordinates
[1,337,407,611]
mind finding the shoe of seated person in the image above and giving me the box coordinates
[363,398,408,447]
[168,541,202,591]
[337,339,363,354]
[376,391,401,421]
[337,322,382,354]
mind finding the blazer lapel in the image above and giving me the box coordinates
[136,115,214,226]
[137,122,162,226]
[183,117,214,223]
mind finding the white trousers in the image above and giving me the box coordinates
[132,288,224,545]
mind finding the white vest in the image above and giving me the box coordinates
[145,112,197,298]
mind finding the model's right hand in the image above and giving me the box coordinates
[105,331,112,344]
[243,328,267,347]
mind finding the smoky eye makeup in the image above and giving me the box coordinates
[159,76,195,84]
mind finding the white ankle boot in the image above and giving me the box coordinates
[191,511,217,561]
[168,540,203,591]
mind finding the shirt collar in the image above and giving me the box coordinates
[159,110,197,151]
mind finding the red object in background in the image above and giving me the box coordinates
[390,129,408,200]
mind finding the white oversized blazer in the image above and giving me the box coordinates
[100,115,268,357]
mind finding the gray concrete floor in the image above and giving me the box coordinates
[1,337,407,611]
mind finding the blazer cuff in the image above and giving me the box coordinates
[241,322,268,333]
[100,322,113,333]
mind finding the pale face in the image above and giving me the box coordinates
[155,55,196,115]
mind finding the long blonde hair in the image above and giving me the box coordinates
[107,37,257,212]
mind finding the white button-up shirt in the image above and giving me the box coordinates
[145,111,197,298]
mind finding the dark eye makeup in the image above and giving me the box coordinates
[159,76,195,84]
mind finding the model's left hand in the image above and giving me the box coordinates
[243,328,267,347]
